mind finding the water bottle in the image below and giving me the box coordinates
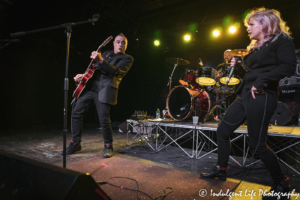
[156,108,160,119]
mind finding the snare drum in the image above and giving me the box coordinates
[201,67,212,77]
[218,67,240,85]
[196,67,216,86]
[220,77,240,85]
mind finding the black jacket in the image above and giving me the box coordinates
[90,50,133,105]
[236,33,297,95]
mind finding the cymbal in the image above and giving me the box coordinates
[166,58,190,65]
[230,49,248,57]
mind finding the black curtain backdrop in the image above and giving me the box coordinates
[0,34,238,128]
[1,0,299,129]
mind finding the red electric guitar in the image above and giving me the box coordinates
[71,36,113,105]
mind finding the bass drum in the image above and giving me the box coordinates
[166,86,211,121]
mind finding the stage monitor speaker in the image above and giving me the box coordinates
[118,121,128,133]
[270,102,296,126]
[278,83,300,115]
[0,150,110,200]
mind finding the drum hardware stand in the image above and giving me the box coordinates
[194,90,205,123]
[167,62,178,91]
[203,87,226,122]
[220,57,236,109]
[203,104,225,122]
[215,70,232,120]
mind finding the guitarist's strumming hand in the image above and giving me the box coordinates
[74,74,83,83]
[90,51,104,64]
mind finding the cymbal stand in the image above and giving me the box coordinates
[167,62,178,91]
[194,89,204,116]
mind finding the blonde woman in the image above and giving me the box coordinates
[200,8,297,200]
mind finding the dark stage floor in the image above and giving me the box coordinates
[0,124,300,199]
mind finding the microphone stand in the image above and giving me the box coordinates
[167,61,178,92]
[0,42,12,50]
[220,57,236,117]
[218,58,227,119]
[10,14,100,168]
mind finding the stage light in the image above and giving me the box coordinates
[213,30,220,37]
[184,34,191,41]
[222,15,233,26]
[242,9,251,20]
[229,26,237,33]
[154,40,160,46]
[188,23,198,32]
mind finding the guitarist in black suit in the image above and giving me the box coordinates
[60,33,133,158]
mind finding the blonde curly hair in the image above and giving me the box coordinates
[244,7,291,50]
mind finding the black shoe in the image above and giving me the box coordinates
[262,177,290,200]
[59,140,81,155]
[103,143,113,158]
[200,165,227,180]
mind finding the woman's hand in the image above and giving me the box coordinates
[251,86,265,99]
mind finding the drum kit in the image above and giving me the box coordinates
[165,49,247,122]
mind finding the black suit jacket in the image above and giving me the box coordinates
[236,33,297,95]
[91,50,133,105]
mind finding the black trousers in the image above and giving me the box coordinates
[216,91,285,182]
[71,91,113,144]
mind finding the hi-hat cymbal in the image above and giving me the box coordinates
[166,58,190,65]
[230,49,248,57]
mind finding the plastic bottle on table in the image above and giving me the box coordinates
[156,108,160,119]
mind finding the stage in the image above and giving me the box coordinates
[0,123,299,199]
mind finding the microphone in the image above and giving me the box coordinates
[226,57,236,85]
[92,14,100,20]
[180,104,188,111]
[198,58,203,67]
[90,14,100,25]
[0,39,20,43]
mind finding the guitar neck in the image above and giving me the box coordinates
[86,36,113,73]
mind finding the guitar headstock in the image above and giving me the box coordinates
[97,36,113,52]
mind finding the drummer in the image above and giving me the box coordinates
[216,49,246,82]
[215,50,247,110]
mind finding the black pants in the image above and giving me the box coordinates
[71,91,113,144]
[216,91,285,182]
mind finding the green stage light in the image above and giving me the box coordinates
[242,9,251,20]
[188,23,198,32]
[222,15,232,26]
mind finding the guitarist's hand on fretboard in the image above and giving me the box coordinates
[74,74,84,83]
[90,51,104,64]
